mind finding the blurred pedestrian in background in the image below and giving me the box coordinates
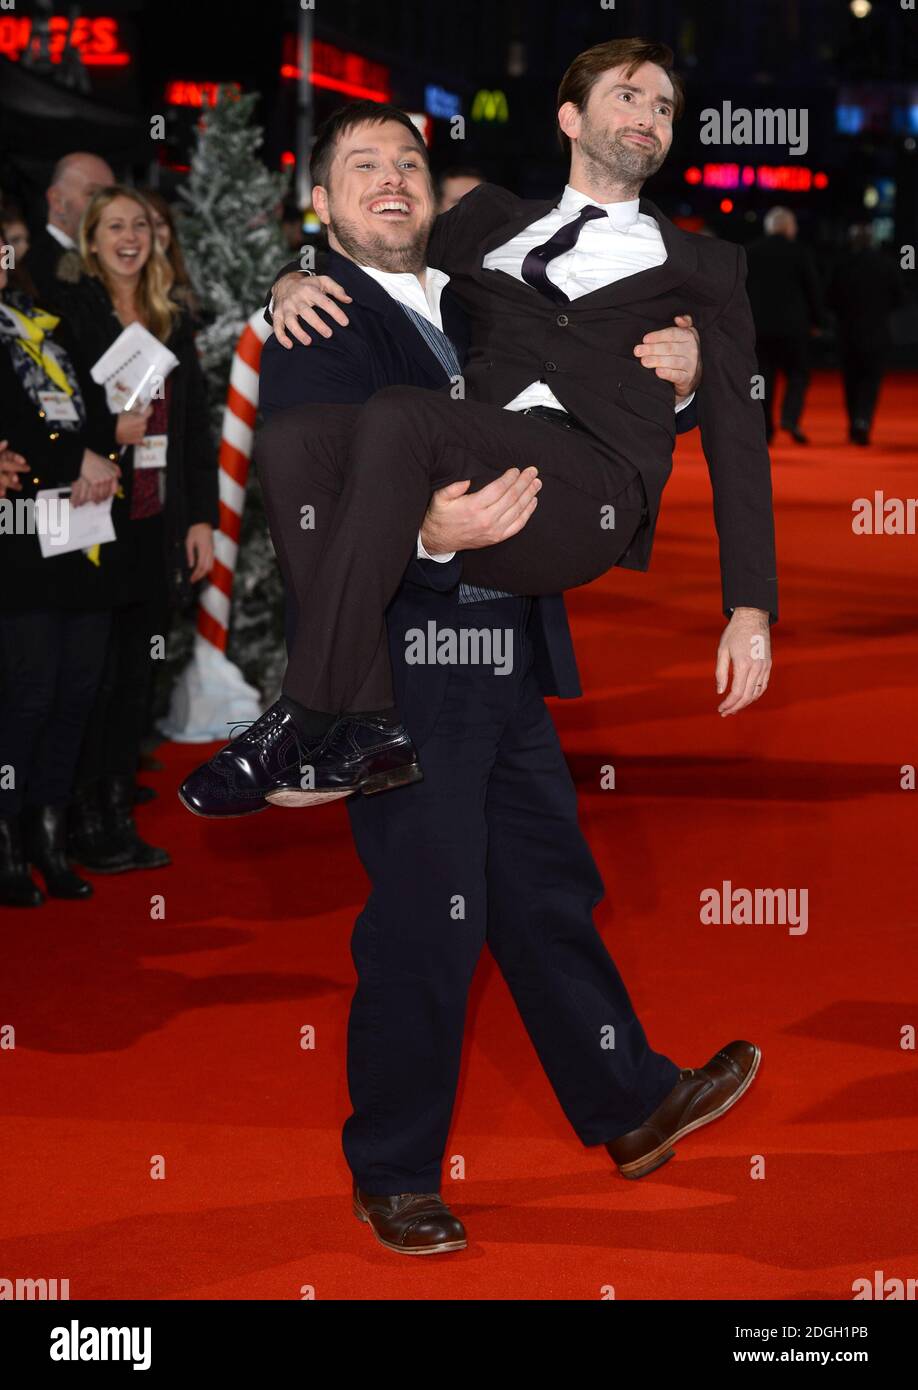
[0,199,31,267]
[50,185,218,875]
[140,188,200,321]
[746,206,824,445]
[827,225,906,446]
[436,165,485,213]
[23,152,114,307]
[279,200,305,252]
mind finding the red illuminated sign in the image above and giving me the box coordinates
[280,35,391,102]
[757,166,818,191]
[0,15,129,66]
[165,81,241,108]
[684,164,830,192]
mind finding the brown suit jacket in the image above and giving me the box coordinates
[428,184,778,620]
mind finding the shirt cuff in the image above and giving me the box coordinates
[417,531,456,563]
[268,269,313,317]
[675,390,695,413]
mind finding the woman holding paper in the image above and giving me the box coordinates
[51,185,219,876]
[0,248,122,907]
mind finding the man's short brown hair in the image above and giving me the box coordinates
[556,38,684,159]
[309,101,430,190]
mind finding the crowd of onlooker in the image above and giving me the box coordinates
[743,206,906,447]
[1,152,219,908]
[2,152,906,911]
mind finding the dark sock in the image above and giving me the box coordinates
[345,706,399,725]
[278,695,337,739]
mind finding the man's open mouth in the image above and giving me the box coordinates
[367,199,412,218]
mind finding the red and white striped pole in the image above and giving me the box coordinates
[161,309,269,742]
[198,309,273,652]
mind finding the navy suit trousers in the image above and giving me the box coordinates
[342,594,679,1194]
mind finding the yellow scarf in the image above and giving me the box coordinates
[2,302,107,562]
[4,304,74,396]
[3,301,117,565]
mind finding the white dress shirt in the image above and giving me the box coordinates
[46,224,76,250]
[482,183,694,415]
[357,261,451,330]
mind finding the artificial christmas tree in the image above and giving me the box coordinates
[160,86,292,737]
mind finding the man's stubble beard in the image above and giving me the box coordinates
[331,204,435,274]
[577,114,668,199]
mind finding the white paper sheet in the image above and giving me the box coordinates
[35,487,116,559]
[90,322,179,413]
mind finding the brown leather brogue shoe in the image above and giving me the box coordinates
[352,1186,467,1255]
[605,1040,761,1180]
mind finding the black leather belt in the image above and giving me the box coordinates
[519,404,591,435]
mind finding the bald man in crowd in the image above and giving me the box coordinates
[24,152,114,305]
[745,205,824,445]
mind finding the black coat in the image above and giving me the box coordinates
[0,293,119,610]
[21,227,75,309]
[826,249,906,353]
[745,233,824,340]
[49,274,219,604]
[262,249,700,745]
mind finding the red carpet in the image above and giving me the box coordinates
[3,372,916,1300]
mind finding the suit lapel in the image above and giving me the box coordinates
[478,196,559,258]
[381,295,455,385]
[466,196,560,304]
[326,252,453,386]
[441,289,469,363]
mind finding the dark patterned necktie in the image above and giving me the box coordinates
[520,203,607,304]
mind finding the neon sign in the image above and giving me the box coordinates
[684,164,829,192]
[0,15,130,66]
[471,90,509,122]
[165,81,241,108]
[425,84,461,119]
[280,36,391,103]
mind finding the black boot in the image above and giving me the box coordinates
[69,781,135,875]
[22,804,93,899]
[0,815,44,907]
[101,773,170,871]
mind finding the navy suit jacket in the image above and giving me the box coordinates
[259,249,698,747]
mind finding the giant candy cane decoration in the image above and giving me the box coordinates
[197,309,272,652]
[160,309,270,742]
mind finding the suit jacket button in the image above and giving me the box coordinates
[557,314,569,326]
[544,361,557,372]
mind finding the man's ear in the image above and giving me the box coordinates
[557,101,582,146]
[312,185,331,227]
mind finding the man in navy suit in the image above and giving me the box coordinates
[181,49,749,1256]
